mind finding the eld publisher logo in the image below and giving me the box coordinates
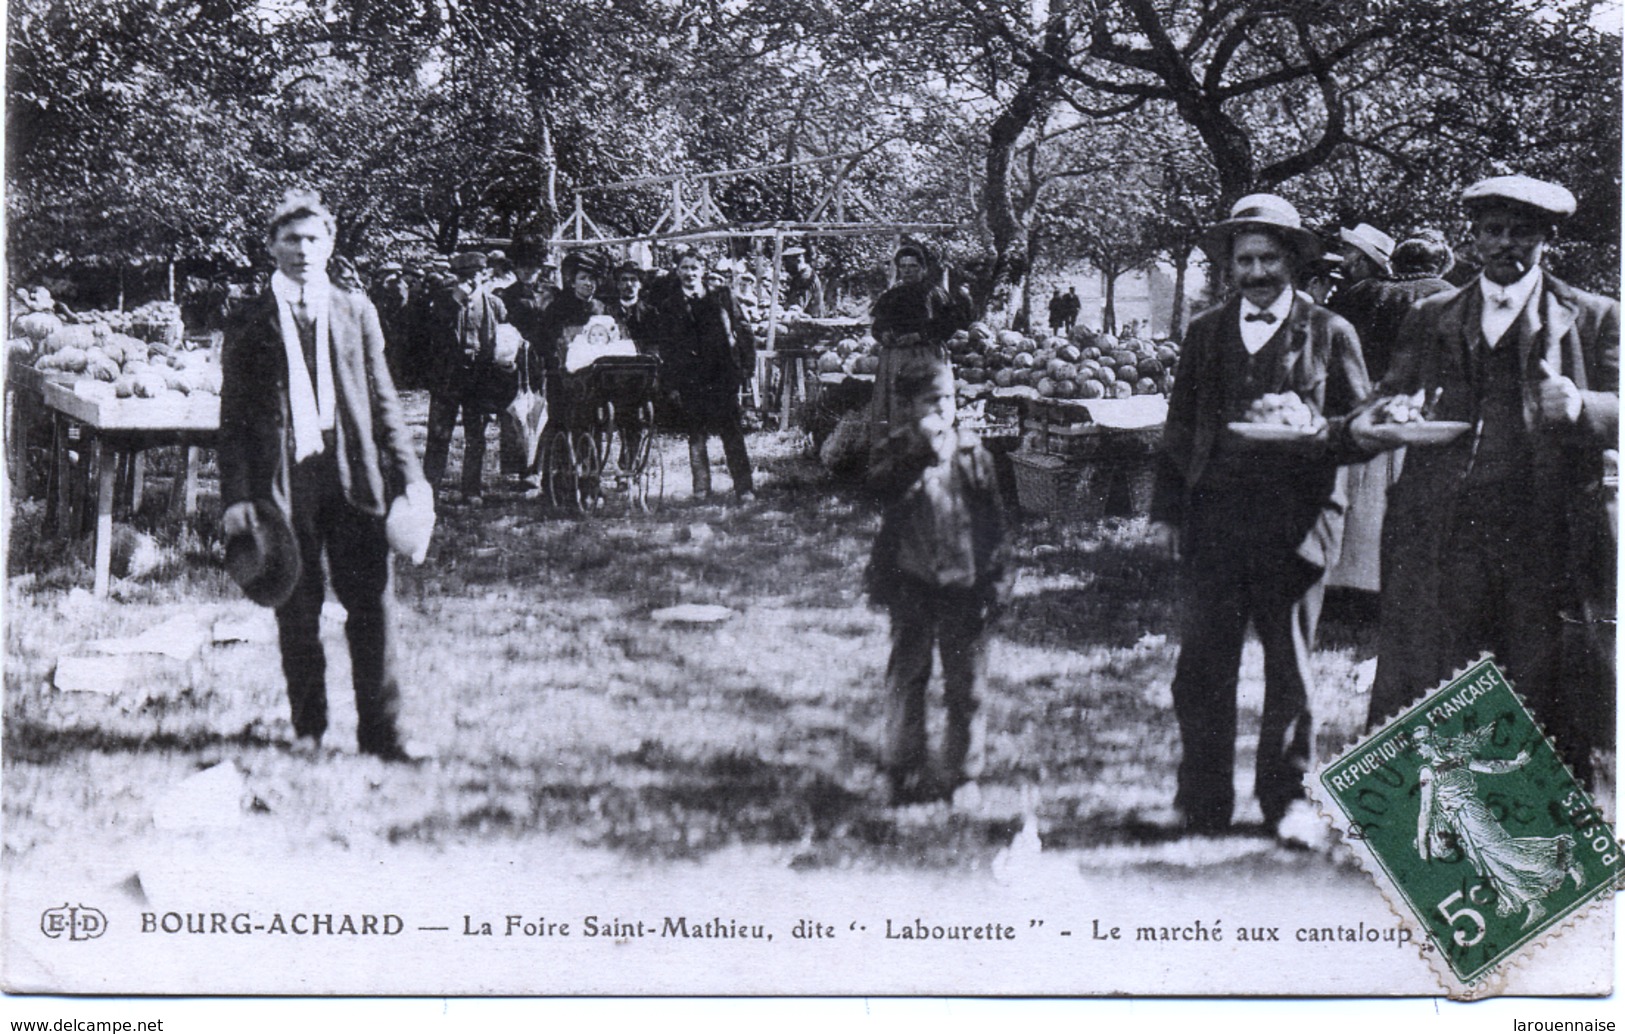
[41,904,107,941]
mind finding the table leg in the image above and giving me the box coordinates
[183,446,199,516]
[778,356,793,433]
[93,437,115,597]
[5,388,18,496]
[53,416,71,535]
[17,390,37,499]
[130,451,146,515]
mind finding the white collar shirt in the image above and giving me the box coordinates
[270,271,336,456]
[271,270,331,318]
[1479,265,1542,348]
[1238,288,1294,355]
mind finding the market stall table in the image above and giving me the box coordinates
[758,316,868,431]
[42,381,218,597]
[5,359,72,500]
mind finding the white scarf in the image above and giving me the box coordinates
[271,271,335,461]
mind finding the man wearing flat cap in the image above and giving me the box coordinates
[368,261,412,387]
[423,251,508,505]
[1151,194,1371,841]
[219,190,431,761]
[1353,175,1619,784]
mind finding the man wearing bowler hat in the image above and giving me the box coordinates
[219,190,430,761]
[1151,194,1371,841]
[1352,175,1619,784]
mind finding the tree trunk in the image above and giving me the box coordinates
[981,3,1066,323]
[535,114,559,236]
[1102,266,1119,335]
[1020,219,1040,335]
[1182,99,1258,202]
[1169,246,1188,341]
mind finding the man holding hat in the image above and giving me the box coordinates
[219,189,431,761]
[1353,175,1618,784]
[1151,193,1371,840]
[423,250,508,505]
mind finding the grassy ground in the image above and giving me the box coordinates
[3,391,1550,877]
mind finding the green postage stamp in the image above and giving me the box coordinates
[1313,656,1623,998]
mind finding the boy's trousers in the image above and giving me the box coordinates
[884,578,989,782]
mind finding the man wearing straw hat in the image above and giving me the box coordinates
[1325,226,1456,599]
[1337,223,1396,290]
[1352,175,1618,784]
[219,190,431,762]
[1150,194,1371,842]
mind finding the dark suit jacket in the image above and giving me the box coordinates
[1152,292,1371,573]
[1363,274,1619,707]
[219,288,425,519]
[648,286,755,414]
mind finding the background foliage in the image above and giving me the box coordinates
[8,0,1620,300]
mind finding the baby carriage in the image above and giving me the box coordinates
[541,340,664,514]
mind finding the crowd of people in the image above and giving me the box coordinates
[356,242,814,506]
[215,174,1616,843]
[1152,176,1616,846]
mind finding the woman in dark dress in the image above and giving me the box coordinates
[868,242,972,447]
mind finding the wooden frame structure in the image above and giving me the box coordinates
[550,153,958,430]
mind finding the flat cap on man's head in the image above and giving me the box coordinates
[449,251,487,273]
[1461,175,1576,220]
[268,189,335,238]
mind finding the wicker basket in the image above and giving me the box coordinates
[1009,449,1106,518]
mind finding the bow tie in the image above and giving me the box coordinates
[1489,293,1514,310]
[1244,311,1278,324]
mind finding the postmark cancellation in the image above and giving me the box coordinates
[1313,656,1623,998]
